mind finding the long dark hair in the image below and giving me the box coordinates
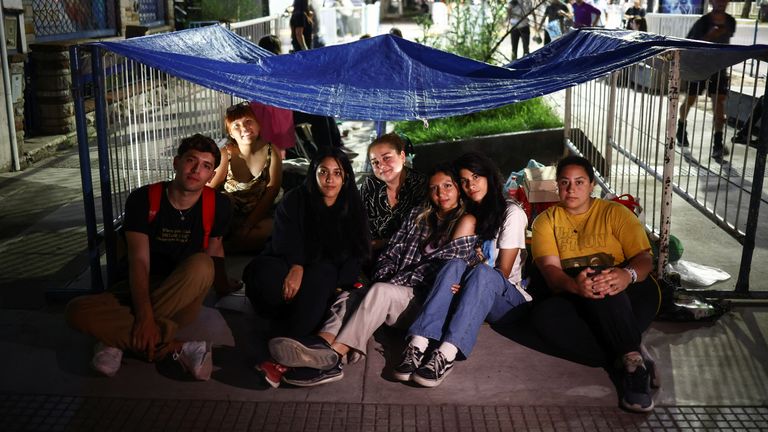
[417,163,467,251]
[453,152,506,241]
[304,147,370,261]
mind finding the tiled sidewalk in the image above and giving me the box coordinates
[2,393,767,432]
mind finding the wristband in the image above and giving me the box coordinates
[624,266,638,284]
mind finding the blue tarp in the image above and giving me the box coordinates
[92,25,768,121]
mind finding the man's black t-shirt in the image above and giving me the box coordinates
[624,6,646,18]
[123,182,232,277]
[686,12,736,44]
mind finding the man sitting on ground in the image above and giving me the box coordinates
[66,134,232,380]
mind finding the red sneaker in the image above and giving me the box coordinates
[255,360,288,388]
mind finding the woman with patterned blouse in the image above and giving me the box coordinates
[360,133,427,255]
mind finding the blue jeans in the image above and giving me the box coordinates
[408,258,527,358]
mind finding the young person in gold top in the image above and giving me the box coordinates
[530,155,660,413]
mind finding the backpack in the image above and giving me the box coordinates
[147,182,216,250]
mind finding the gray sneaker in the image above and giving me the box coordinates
[91,342,123,377]
[282,359,344,387]
[269,335,340,369]
[173,341,212,381]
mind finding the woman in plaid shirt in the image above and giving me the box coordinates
[268,163,479,386]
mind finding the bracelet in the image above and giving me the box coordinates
[624,266,638,284]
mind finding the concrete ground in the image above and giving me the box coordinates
[1,18,767,432]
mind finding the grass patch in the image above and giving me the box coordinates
[394,98,562,144]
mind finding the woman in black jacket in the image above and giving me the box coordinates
[244,146,370,387]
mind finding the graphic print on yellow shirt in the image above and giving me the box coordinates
[531,199,651,272]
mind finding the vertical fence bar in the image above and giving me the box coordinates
[70,45,104,292]
[605,71,618,179]
[564,87,572,145]
[657,50,680,279]
[91,45,118,290]
[735,81,768,294]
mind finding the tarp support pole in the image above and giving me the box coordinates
[70,45,104,292]
[564,88,572,149]
[735,75,768,294]
[657,50,680,280]
[91,45,118,290]
[374,121,386,138]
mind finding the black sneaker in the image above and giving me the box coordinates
[621,363,654,413]
[281,359,344,387]
[732,134,760,148]
[412,350,454,388]
[392,344,425,382]
[676,121,690,147]
[711,146,725,163]
[269,335,340,369]
[713,132,730,157]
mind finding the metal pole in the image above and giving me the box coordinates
[605,72,618,179]
[657,50,680,280]
[564,87,572,150]
[0,10,20,171]
[735,77,768,294]
[91,46,118,289]
[749,17,758,77]
[70,45,104,291]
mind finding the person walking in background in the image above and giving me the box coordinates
[66,134,233,381]
[543,0,569,43]
[508,0,534,59]
[290,0,314,52]
[624,0,646,28]
[675,0,736,162]
[568,0,602,28]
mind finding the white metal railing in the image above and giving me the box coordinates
[229,15,282,43]
[566,49,767,294]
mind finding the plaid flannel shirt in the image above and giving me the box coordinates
[373,207,478,292]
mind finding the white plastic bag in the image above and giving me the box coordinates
[666,260,731,288]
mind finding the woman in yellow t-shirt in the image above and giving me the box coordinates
[530,156,660,414]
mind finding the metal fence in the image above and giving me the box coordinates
[71,44,237,290]
[565,50,767,298]
[33,0,117,41]
[229,15,282,43]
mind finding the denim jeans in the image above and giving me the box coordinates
[408,258,527,358]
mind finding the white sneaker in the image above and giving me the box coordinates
[173,341,212,381]
[91,342,123,377]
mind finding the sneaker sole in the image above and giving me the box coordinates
[269,337,339,369]
[190,350,213,381]
[253,365,282,389]
[391,370,413,382]
[621,397,655,413]
[412,368,452,388]
[282,371,344,387]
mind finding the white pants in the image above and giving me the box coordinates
[327,282,420,354]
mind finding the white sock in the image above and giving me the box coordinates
[410,335,429,352]
[438,342,458,362]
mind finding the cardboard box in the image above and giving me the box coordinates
[523,166,557,192]
[523,183,559,203]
